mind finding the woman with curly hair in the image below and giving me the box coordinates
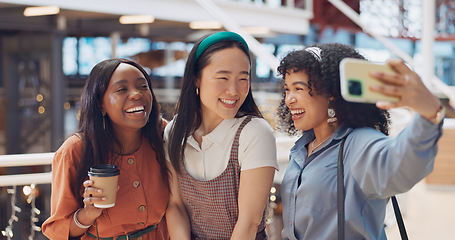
[278,43,444,239]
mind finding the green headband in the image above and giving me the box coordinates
[195,31,249,61]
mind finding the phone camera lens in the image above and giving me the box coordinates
[348,80,362,96]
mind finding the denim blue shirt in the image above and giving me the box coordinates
[281,114,443,240]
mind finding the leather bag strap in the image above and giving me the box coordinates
[337,137,409,240]
[391,196,409,240]
[337,138,347,240]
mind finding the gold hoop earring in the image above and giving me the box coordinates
[196,88,199,95]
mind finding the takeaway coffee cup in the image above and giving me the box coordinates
[88,164,120,208]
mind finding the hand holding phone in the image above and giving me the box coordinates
[339,58,399,104]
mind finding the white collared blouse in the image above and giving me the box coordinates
[164,115,279,181]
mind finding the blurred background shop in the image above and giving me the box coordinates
[0,0,455,239]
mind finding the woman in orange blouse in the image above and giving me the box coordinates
[42,58,170,239]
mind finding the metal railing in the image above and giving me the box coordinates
[0,153,53,187]
[0,135,298,187]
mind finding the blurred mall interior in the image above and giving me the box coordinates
[0,0,455,239]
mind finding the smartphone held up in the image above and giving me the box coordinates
[340,58,399,104]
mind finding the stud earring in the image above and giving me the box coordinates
[327,108,337,123]
[196,88,199,95]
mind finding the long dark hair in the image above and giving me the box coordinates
[168,34,262,173]
[74,58,169,203]
[277,43,390,136]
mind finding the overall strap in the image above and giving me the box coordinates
[229,115,268,239]
[229,115,253,164]
[179,115,259,239]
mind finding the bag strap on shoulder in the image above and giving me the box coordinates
[337,136,408,240]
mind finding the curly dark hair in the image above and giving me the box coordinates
[277,43,390,136]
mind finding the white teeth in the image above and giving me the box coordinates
[125,106,144,113]
[291,109,305,115]
[220,99,236,105]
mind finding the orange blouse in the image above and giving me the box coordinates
[42,135,169,239]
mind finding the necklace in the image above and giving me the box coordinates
[311,136,330,150]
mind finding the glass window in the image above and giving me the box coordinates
[63,37,154,76]
[78,37,111,75]
[117,38,152,59]
[256,43,276,79]
[62,37,78,76]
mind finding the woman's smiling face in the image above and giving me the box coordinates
[197,46,250,124]
[284,70,329,131]
[101,63,152,135]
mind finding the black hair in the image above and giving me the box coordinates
[168,33,262,173]
[74,58,169,203]
[277,43,390,136]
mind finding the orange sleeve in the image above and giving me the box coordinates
[42,135,84,240]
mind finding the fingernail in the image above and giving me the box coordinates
[97,189,102,193]
[370,71,379,76]
[101,197,107,201]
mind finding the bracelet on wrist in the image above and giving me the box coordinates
[432,103,446,124]
[73,208,92,229]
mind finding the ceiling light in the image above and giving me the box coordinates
[119,15,154,24]
[23,6,60,17]
[189,21,223,30]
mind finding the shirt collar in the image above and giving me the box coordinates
[291,123,353,152]
[293,130,314,151]
[204,117,241,145]
[186,117,243,149]
[332,123,353,140]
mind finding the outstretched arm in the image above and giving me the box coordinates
[350,59,444,197]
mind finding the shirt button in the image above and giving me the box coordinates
[133,180,140,188]
[127,158,135,165]
[289,221,292,226]
[138,205,146,212]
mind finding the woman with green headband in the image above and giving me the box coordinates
[164,31,278,239]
